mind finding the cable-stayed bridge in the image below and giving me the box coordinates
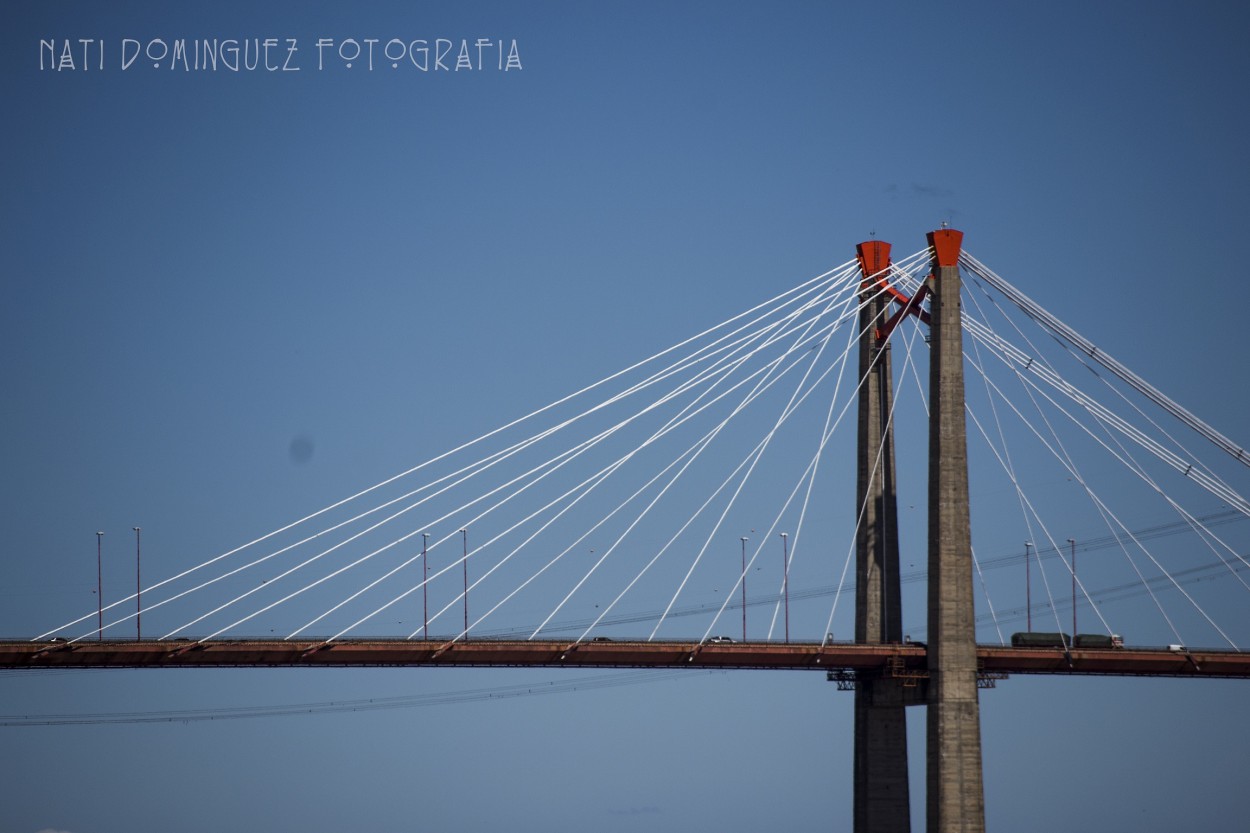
[8,229,1249,832]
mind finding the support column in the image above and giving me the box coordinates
[924,228,986,833]
[853,240,911,833]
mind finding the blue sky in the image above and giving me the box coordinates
[4,2,1250,832]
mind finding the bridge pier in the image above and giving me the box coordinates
[924,228,986,833]
[853,241,912,833]
[851,231,986,833]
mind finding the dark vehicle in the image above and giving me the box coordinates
[1011,632,1072,648]
[1073,633,1124,649]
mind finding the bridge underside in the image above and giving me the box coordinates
[4,639,1247,677]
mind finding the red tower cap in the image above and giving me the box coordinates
[926,228,963,268]
[855,240,892,280]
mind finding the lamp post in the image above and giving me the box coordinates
[96,531,103,641]
[740,536,748,642]
[133,527,141,641]
[1069,538,1077,637]
[422,532,429,640]
[461,528,468,638]
[1024,541,1032,633]
[780,532,789,644]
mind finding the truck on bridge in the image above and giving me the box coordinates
[1011,632,1124,649]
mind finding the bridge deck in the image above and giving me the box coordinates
[3,639,1247,678]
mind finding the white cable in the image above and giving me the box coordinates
[959,317,1183,641]
[965,268,1241,512]
[649,285,881,639]
[328,268,867,640]
[38,263,851,641]
[964,336,1232,647]
[818,276,929,642]
[526,289,864,639]
[696,289,866,643]
[184,272,863,639]
[422,272,870,635]
[893,268,1246,515]
[961,251,1250,469]
[529,275,868,638]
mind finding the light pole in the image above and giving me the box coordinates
[133,527,142,641]
[1069,538,1077,637]
[780,532,789,643]
[461,528,468,638]
[740,536,748,642]
[422,532,429,640]
[96,531,103,641]
[1024,541,1032,633]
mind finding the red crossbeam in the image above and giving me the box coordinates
[856,239,931,340]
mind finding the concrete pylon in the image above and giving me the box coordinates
[924,228,986,833]
[853,240,911,833]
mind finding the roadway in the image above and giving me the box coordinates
[3,638,1247,678]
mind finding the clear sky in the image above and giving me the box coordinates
[3,2,1250,832]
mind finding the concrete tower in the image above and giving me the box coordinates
[924,228,986,833]
[853,240,911,833]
